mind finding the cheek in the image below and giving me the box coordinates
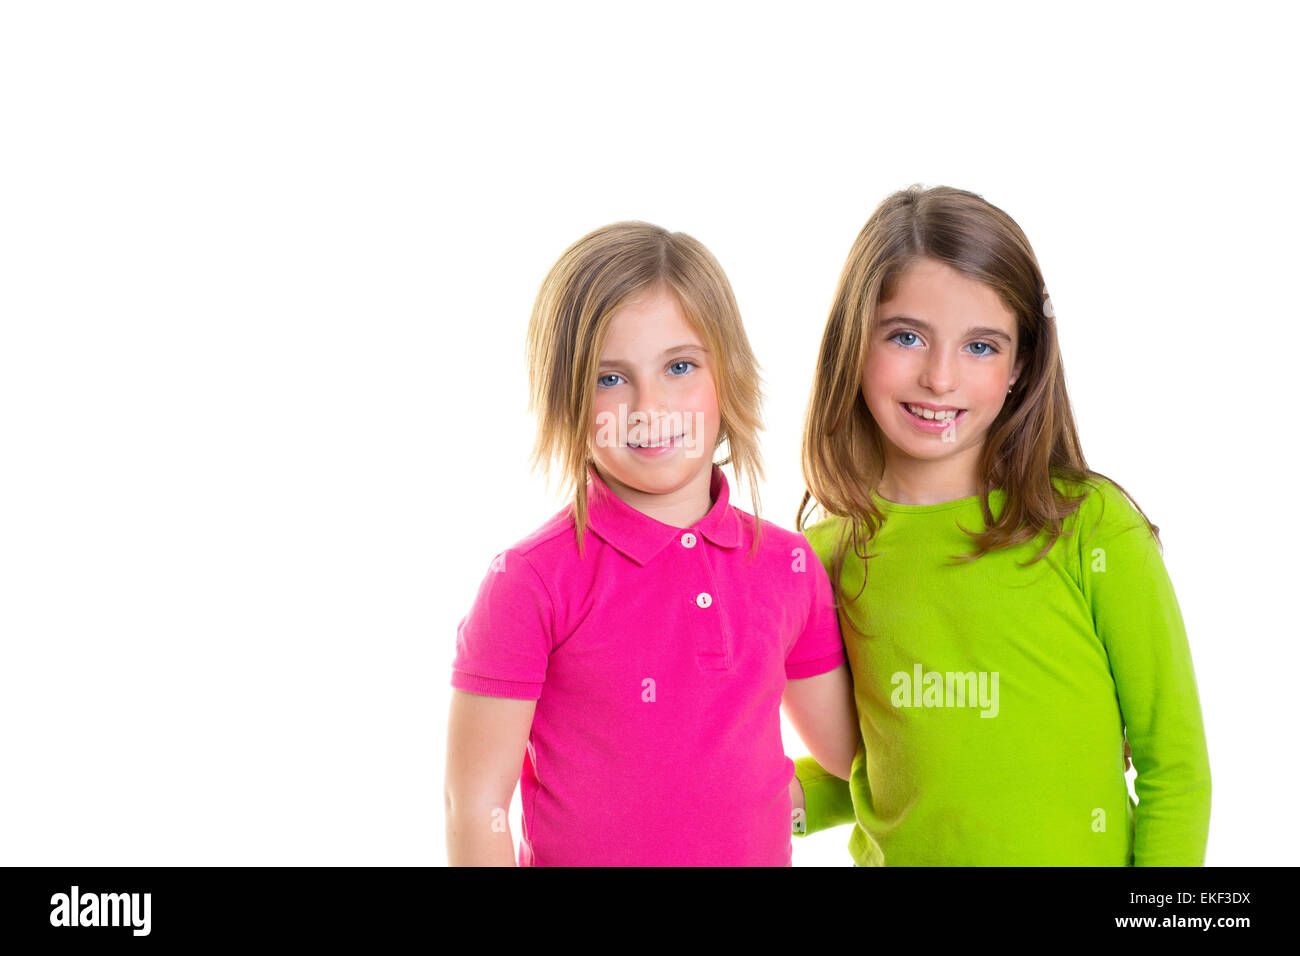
[970,360,1014,404]
[685,374,720,419]
[862,350,905,399]
[591,391,620,434]
[678,379,720,446]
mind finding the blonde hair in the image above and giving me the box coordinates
[526,221,765,559]
[797,184,1160,610]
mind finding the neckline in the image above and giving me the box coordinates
[869,487,1005,514]
[587,462,728,532]
[582,463,743,562]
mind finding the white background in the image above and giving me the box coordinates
[2,1,1295,866]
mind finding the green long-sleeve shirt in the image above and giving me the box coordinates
[795,477,1210,866]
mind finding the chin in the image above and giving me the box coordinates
[613,457,704,493]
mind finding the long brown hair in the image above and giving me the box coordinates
[797,184,1160,610]
[526,220,765,559]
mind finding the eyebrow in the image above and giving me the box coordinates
[599,344,710,364]
[877,315,1013,345]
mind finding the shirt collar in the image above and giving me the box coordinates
[584,463,743,566]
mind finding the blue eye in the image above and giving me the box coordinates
[599,360,696,387]
[888,331,998,356]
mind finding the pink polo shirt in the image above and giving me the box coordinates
[451,463,846,866]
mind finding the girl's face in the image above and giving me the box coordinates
[862,257,1024,484]
[590,285,721,503]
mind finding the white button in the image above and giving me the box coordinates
[696,592,712,608]
[681,532,697,548]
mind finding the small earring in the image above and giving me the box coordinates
[1007,384,1014,394]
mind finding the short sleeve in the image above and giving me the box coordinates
[784,534,848,680]
[1078,481,1211,866]
[451,548,554,701]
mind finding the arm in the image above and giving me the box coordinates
[782,663,858,779]
[447,547,554,864]
[444,689,537,866]
[786,522,861,837]
[1084,484,1211,865]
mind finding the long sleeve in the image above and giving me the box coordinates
[1080,482,1211,865]
[793,754,856,836]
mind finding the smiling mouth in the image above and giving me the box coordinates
[627,433,684,448]
[902,403,964,422]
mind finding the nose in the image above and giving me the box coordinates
[631,379,672,419]
[919,348,958,394]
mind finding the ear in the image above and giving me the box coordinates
[1010,355,1027,388]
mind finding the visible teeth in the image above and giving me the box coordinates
[906,404,960,421]
[629,435,680,448]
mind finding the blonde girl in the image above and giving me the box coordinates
[446,221,857,866]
